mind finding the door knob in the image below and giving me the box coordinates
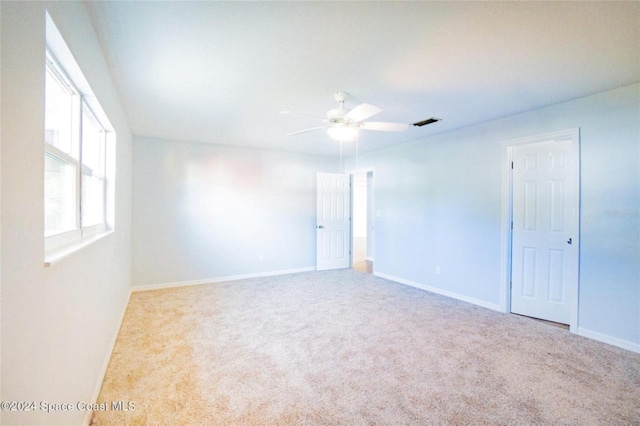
[317,225,324,229]
[567,238,572,245]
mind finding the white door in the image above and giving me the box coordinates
[511,138,578,324]
[317,172,350,270]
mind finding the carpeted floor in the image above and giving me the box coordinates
[92,270,640,425]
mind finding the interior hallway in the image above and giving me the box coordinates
[353,237,372,274]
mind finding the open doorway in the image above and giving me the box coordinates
[352,171,373,273]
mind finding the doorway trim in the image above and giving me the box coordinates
[500,128,580,333]
[348,168,375,272]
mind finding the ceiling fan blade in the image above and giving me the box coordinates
[344,103,382,123]
[361,122,409,132]
[280,110,327,122]
[286,126,326,136]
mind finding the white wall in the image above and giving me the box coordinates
[352,172,367,238]
[349,83,640,351]
[366,171,374,261]
[132,137,338,287]
[1,2,133,425]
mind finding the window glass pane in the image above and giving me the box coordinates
[45,67,78,159]
[81,106,106,227]
[45,152,77,237]
[82,174,105,227]
[82,108,105,176]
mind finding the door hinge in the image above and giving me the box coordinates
[511,221,513,229]
[511,161,514,169]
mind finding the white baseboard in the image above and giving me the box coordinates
[132,267,317,292]
[374,272,640,355]
[577,327,640,354]
[374,272,502,312]
[83,289,132,426]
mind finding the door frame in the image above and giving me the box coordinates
[499,128,580,332]
[348,168,375,271]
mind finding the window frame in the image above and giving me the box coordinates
[44,49,110,254]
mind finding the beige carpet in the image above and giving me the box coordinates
[93,270,640,425]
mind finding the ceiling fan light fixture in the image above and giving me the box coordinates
[285,91,410,142]
[327,123,358,142]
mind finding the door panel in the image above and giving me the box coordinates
[317,173,350,270]
[511,139,578,324]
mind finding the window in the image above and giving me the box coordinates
[44,49,112,254]
[81,107,107,228]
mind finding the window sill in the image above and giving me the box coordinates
[44,230,113,267]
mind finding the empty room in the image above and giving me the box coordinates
[1,1,639,425]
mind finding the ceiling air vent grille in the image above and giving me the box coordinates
[413,118,441,127]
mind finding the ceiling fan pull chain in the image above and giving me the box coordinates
[356,133,359,171]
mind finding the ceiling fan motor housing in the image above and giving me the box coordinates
[328,91,351,122]
[334,91,349,102]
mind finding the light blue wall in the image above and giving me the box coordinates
[132,137,339,287]
[349,84,639,349]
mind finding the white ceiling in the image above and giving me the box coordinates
[86,1,639,157]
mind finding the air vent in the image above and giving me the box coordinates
[413,118,441,127]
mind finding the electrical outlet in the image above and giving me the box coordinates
[259,254,264,262]
[435,266,441,275]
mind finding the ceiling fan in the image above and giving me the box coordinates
[282,92,409,142]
